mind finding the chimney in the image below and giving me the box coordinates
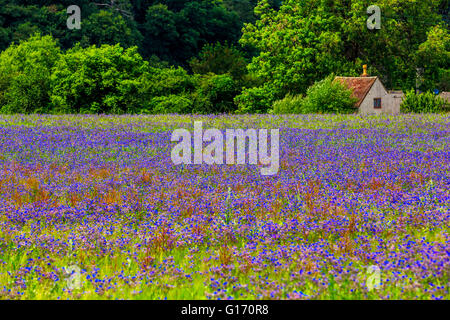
[362,65,368,77]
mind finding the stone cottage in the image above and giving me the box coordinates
[335,66,402,115]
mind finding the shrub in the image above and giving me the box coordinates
[149,95,193,114]
[270,94,304,114]
[0,34,61,114]
[50,44,151,114]
[400,89,447,113]
[299,75,357,114]
[147,67,196,97]
[192,73,239,114]
[143,67,197,114]
[234,85,276,114]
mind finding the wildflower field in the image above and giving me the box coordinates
[0,114,448,300]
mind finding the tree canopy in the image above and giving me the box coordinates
[236,0,448,112]
[0,0,448,114]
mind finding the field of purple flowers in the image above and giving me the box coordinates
[0,114,448,300]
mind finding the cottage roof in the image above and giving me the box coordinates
[334,76,378,108]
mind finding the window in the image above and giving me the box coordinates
[374,98,382,109]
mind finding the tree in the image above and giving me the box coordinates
[222,0,259,24]
[416,25,450,91]
[145,66,196,98]
[144,66,196,114]
[236,0,358,112]
[80,10,142,49]
[91,0,134,19]
[142,0,241,65]
[222,0,281,24]
[189,42,248,81]
[192,73,239,114]
[142,4,179,62]
[50,44,151,114]
[0,0,264,66]
[0,2,63,51]
[236,0,445,112]
[0,34,61,113]
[342,0,444,90]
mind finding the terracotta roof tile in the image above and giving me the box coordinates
[334,76,377,108]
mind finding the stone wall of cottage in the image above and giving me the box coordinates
[358,79,402,115]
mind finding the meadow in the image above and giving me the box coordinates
[0,114,448,300]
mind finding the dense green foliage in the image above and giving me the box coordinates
[0,35,243,114]
[0,34,60,114]
[189,43,248,82]
[192,73,240,114]
[300,76,358,114]
[416,25,450,92]
[271,94,304,114]
[400,90,448,113]
[50,44,151,114]
[236,0,449,113]
[0,0,252,65]
[270,76,357,114]
[0,0,448,114]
